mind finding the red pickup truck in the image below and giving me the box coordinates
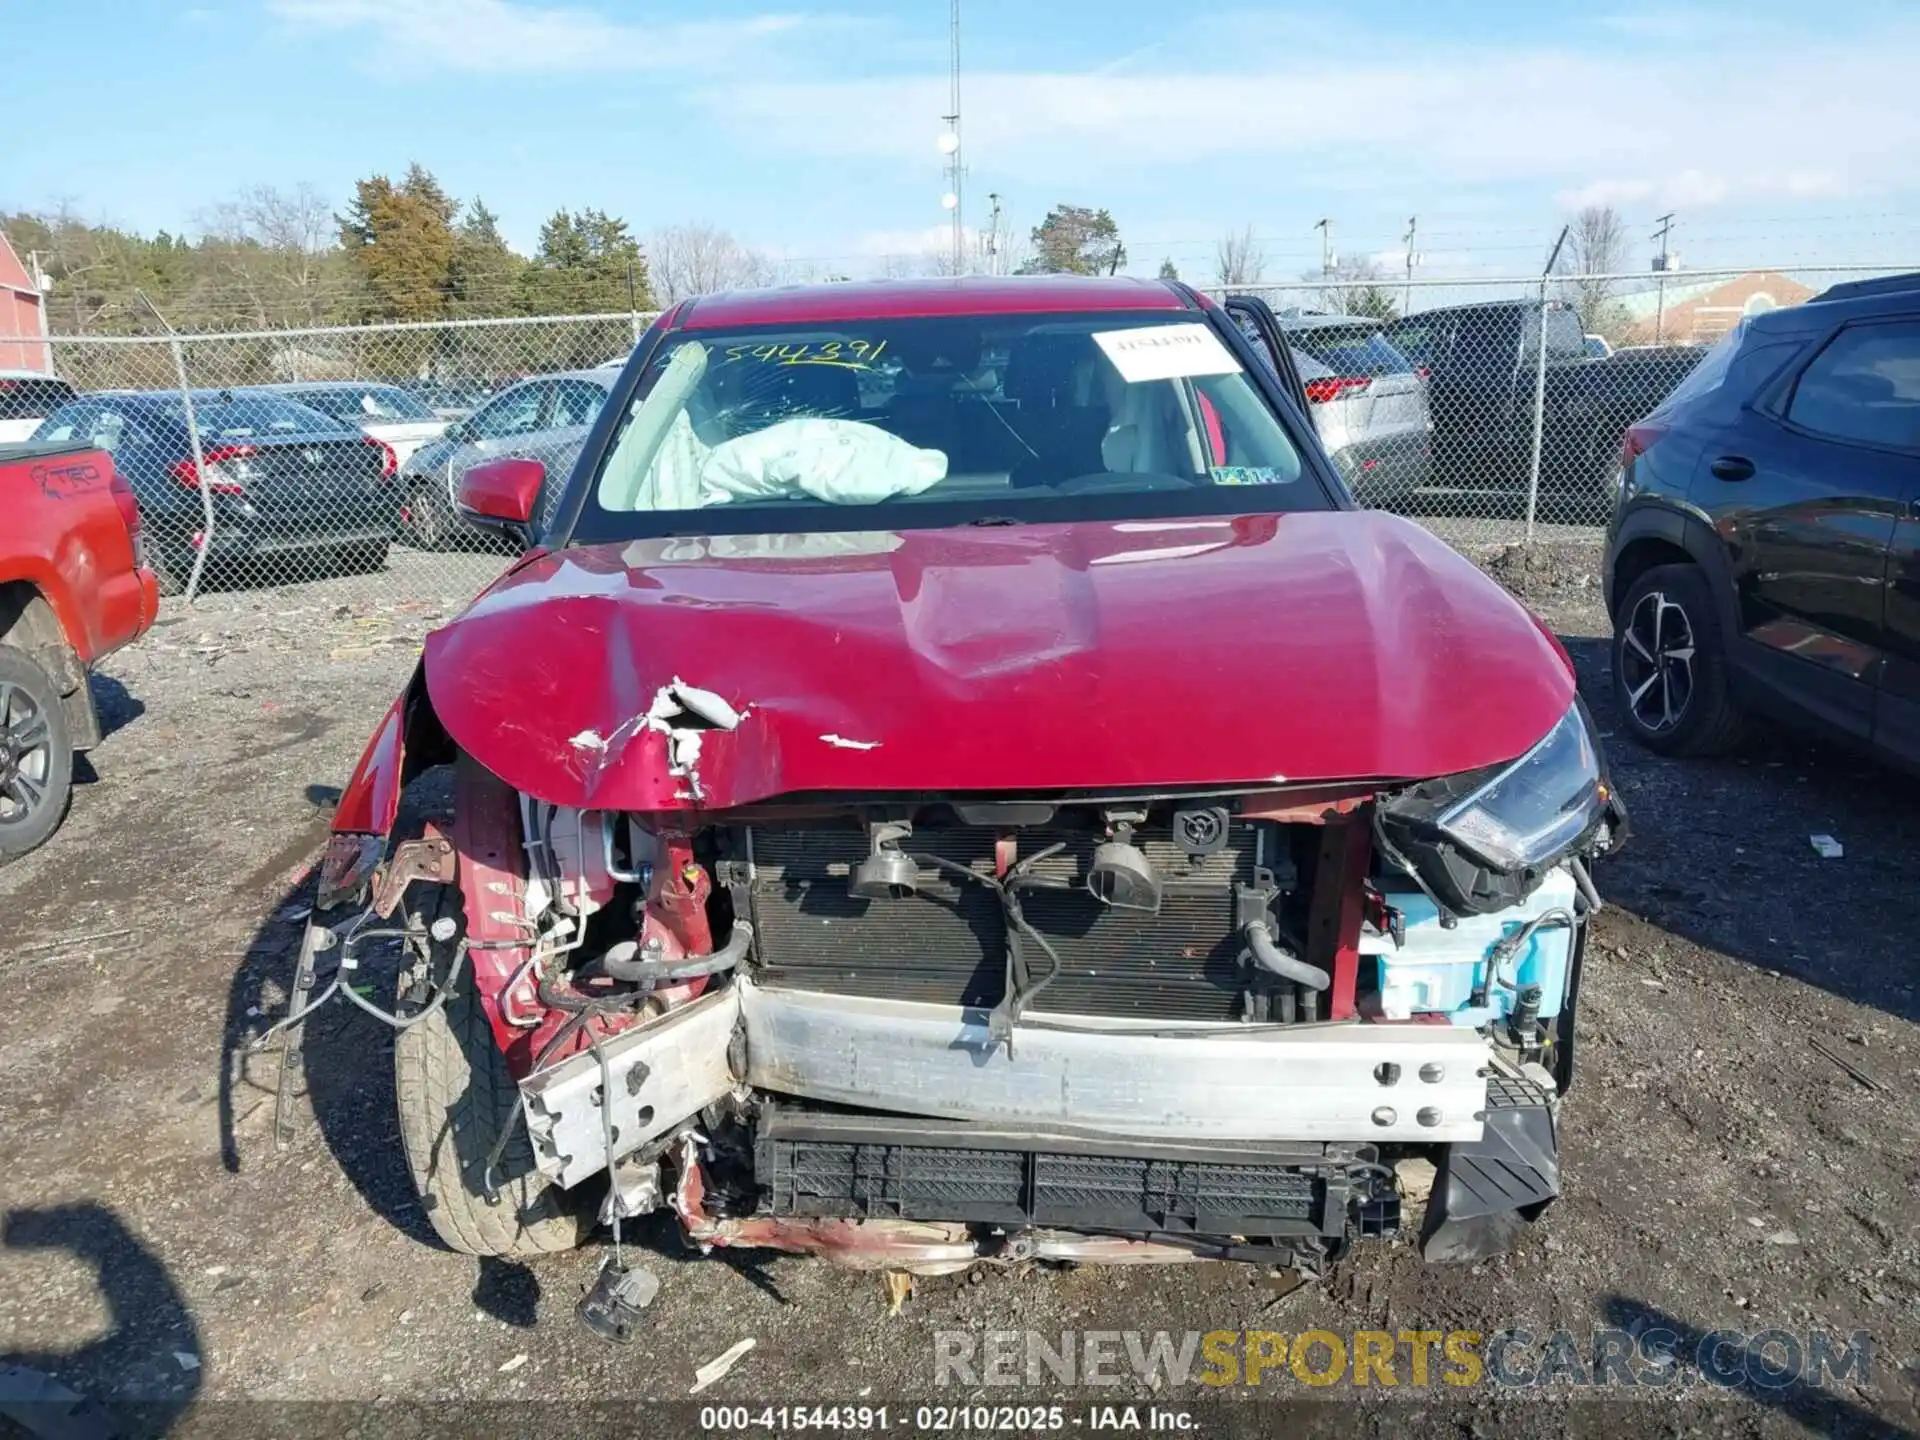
[0,440,157,861]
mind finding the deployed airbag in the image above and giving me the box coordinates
[637,413,948,510]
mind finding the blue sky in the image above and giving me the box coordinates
[7,0,1920,282]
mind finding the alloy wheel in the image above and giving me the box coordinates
[1619,590,1697,734]
[0,680,54,827]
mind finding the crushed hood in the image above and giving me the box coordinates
[422,512,1576,813]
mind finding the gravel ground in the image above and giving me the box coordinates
[0,544,1916,1438]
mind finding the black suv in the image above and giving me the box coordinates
[1603,273,1920,767]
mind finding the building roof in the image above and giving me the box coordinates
[0,231,39,296]
[680,275,1186,330]
[1610,271,1810,320]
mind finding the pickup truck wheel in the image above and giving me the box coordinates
[0,646,74,864]
[393,880,594,1257]
[1612,564,1746,757]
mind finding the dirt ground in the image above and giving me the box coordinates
[0,547,1916,1438]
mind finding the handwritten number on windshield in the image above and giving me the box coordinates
[720,340,889,370]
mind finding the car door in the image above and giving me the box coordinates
[444,379,551,494]
[1695,316,1920,742]
[530,378,613,527]
[1843,319,1920,762]
[1219,295,1311,414]
[1386,310,1483,488]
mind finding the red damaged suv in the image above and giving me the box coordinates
[298,277,1624,1299]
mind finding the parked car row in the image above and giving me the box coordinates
[18,366,626,583]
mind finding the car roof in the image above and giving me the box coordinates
[680,275,1187,331]
[1809,272,1920,305]
[255,380,414,393]
[1388,297,1571,319]
[492,368,618,388]
[1278,313,1383,332]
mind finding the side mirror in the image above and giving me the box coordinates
[457,456,544,546]
[443,419,470,443]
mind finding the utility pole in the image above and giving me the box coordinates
[1315,218,1335,278]
[1402,216,1418,316]
[1651,212,1676,344]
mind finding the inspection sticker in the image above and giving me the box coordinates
[1093,322,1243,384]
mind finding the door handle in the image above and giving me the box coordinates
[1710,455,1755,481]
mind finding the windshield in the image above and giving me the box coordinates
[289,386,436,423]
[575,312,1325,539]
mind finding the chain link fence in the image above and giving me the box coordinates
[33,263,1913,610]
[44,313,655,602]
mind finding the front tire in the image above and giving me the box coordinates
[405,482,457,551]
[0,645,74,864]
[393,881,593,1256]
[1612,563,1746,756]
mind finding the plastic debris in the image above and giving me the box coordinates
[690,1338,756,1394]
[173,1352,201,1372]
[1810,834,1843,858]
[577,1257,661,1345]
[498,1353,529,1373]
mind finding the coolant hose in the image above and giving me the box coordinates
[599,921,755,988]
[1242,919,1331,991]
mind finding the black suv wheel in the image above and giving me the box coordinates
[1612,563,1746,756]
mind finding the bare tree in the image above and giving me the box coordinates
[1308,258,1398,319]
[198,184,341,326]
[646,224,776,303]
[1559,204,1631,340]
[1215,226,1267,287]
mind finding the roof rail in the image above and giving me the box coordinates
[1811,272,1920,304]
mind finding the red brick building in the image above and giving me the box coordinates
[1618,270,1816,346]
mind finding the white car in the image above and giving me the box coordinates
[0,371,78,446]
[256,382,448,472]
[1278,316,1433,509]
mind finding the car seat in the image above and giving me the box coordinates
[1003,332,1112,488]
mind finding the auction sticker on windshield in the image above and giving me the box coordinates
[1094,323,1243,384]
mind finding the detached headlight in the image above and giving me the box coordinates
[1438,704,1605,871]
[1378,701,1620,916]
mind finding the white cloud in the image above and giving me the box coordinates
[268,0,809,75]
[699,20,1920,213]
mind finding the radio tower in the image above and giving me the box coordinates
[940,0,965,273]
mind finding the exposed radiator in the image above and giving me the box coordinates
[744,823,1260,1021]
